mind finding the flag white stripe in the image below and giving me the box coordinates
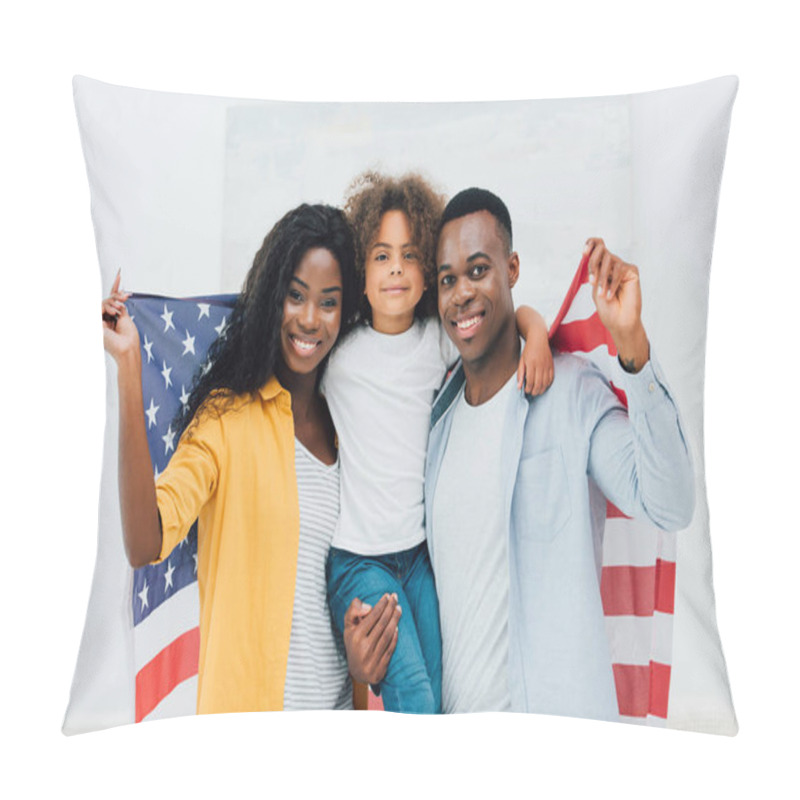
[560,282,596,325]
[619,714,647,726]
[602,520,676,566]
[134,582,200,671]
[604,611,673,665]
[651,611,674,665]
[619,714,668,727]
[143,676,198,722]
[605,615,654,666]
[602,517,659,567]
[656,529,678,562]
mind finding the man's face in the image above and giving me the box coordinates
[436,210,519,367]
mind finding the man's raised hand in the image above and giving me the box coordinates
[585,238,649,372]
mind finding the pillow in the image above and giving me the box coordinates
[64,75,738,735]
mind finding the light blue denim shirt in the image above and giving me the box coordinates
[425,351,695,722]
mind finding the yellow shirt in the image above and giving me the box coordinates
[155,376,299,714]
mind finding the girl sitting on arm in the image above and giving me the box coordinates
[323,172,554,713]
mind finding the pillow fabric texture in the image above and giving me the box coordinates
[64,75,738,735]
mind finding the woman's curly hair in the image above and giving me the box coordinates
[344,171,446,322]
[176,203,357,437]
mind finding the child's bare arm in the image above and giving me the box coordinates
[515,305,554,396]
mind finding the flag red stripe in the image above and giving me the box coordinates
[135,627,200,722]
[609,383,627,406]
[612,662,671,718]
[601,565,655,616]
[601,560,676,616]
[654,559,677,615]
[606,500,630,519]
[550,314,618,357]
[649,661,672,719]
[613,663,649,717]
[548,254,590,336]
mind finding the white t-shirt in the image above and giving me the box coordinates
[430,374,517,713]
[322,317,459,555]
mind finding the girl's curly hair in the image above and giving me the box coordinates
[176,203,357,437]
[344,171,446,322]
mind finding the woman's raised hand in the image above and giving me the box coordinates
[102,271,140,363]
[101,271,162,566]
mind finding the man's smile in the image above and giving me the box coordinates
[451,311,485,338]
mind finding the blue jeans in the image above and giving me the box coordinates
[327,541,442,714]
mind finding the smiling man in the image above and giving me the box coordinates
[425,188,695,721]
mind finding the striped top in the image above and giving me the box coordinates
[283,439,352,710]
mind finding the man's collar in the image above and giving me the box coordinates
[431,361,465,429]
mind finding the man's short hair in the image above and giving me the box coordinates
[439,188,513,254]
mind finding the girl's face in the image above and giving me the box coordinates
[364,210,426,335]
[280,247,343,376]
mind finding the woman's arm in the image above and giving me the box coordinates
[102,276,163,567]
[342,594,401,686]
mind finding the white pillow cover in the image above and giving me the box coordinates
[64,75,738,735]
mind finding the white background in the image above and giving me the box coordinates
[2,1,796,796]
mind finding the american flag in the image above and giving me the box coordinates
[549,254,677,725]
[128,293,236,723]
[127,259,677,724]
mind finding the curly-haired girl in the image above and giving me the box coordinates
[322,172,553,713]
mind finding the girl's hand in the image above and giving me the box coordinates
[517,336,554,396]
[516,312,554,396]
[102,271,140,363]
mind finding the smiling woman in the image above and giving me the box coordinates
[279,247,344,375]
[100,203,402,715]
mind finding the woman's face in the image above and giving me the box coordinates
[280,247,343,376]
